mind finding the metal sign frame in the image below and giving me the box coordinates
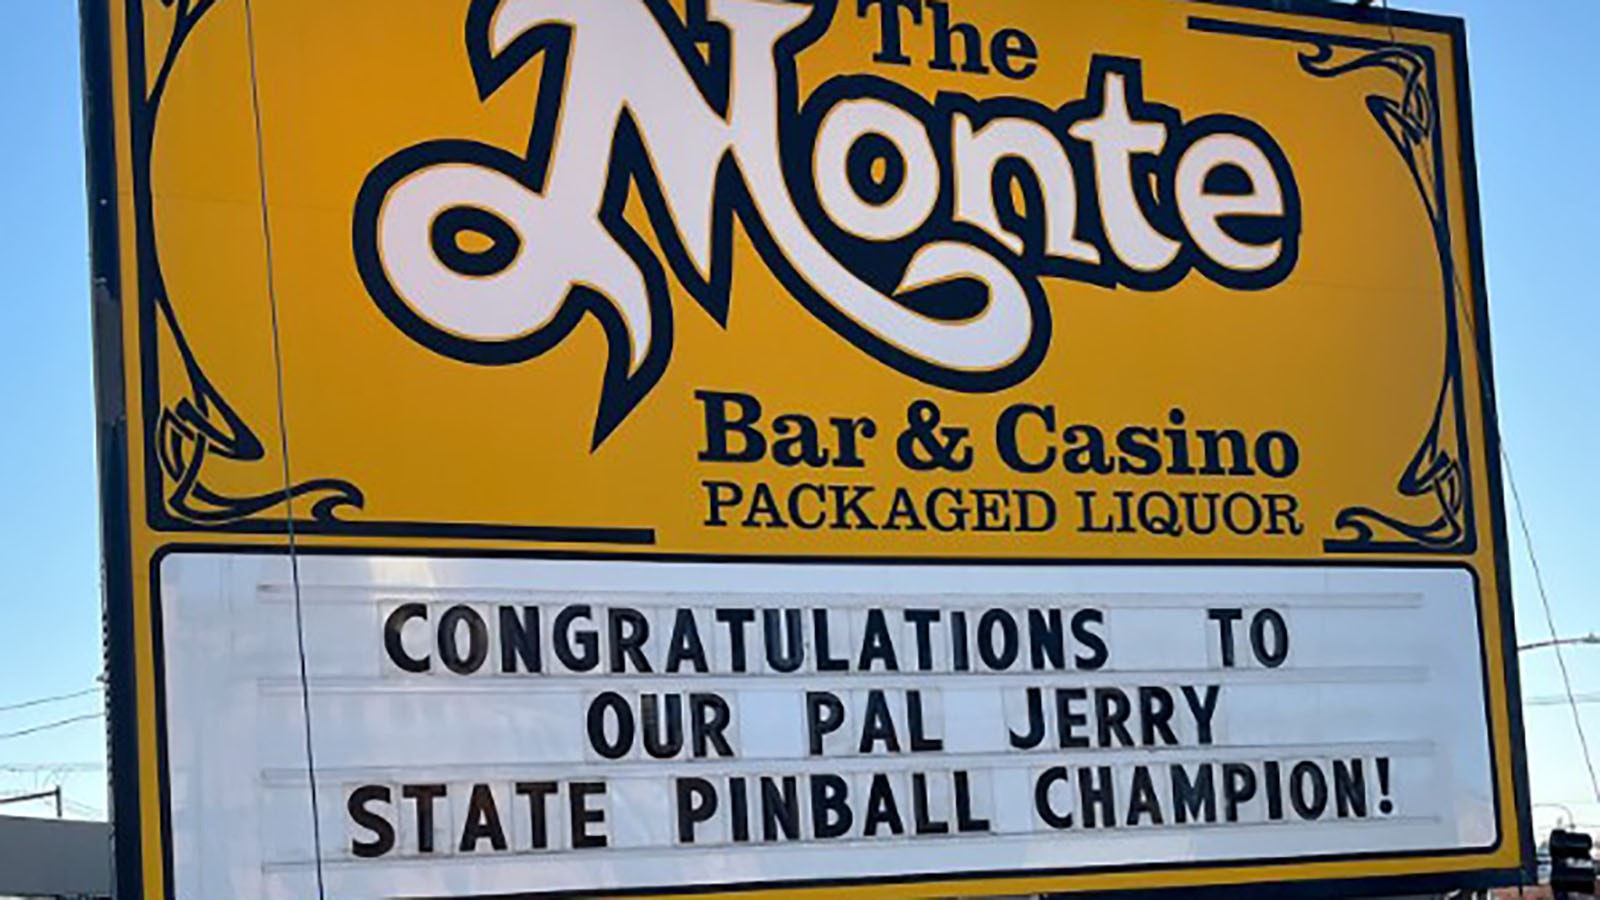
[80,0,1534,896]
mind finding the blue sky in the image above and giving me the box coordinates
[0,0,1597,842]
[0,2,109,820]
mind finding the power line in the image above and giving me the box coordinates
[0,713,103,742]
[1376,14,1600,798]
[1353,7,1596,803]
[1422,114,1600,803]
[1353,3,1600,807]
[242,1,327,896]
[1506,446,1600,802]
[0,762,105,773]
[62,797,107,819]
[1529,693,1600,709]
[0,687,100,715]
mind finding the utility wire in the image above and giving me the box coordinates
[63,798,107,819]
[1507,448,1600,802]
[242,2,328,897]
[1365,3,1600,805]
[1435,136,1600,804]
[1358,0,1600,811]
[0,713,103,742]
[0,687,100,715]
[1370,0,1552,879]
[1529,693,1600,709]
[0,762,105,773]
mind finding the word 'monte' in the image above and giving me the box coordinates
[356,0,1301,442]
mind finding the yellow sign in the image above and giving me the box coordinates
[82,0,1531,896]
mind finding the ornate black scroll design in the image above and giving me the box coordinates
[1190,19,1475,555]
[133,0,365,527]
[1301,43,1471,553]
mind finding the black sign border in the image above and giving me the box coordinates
[79,0,1535,897]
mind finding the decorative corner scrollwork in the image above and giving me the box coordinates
[1191,19,1475,555]
[137,0,365,529]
